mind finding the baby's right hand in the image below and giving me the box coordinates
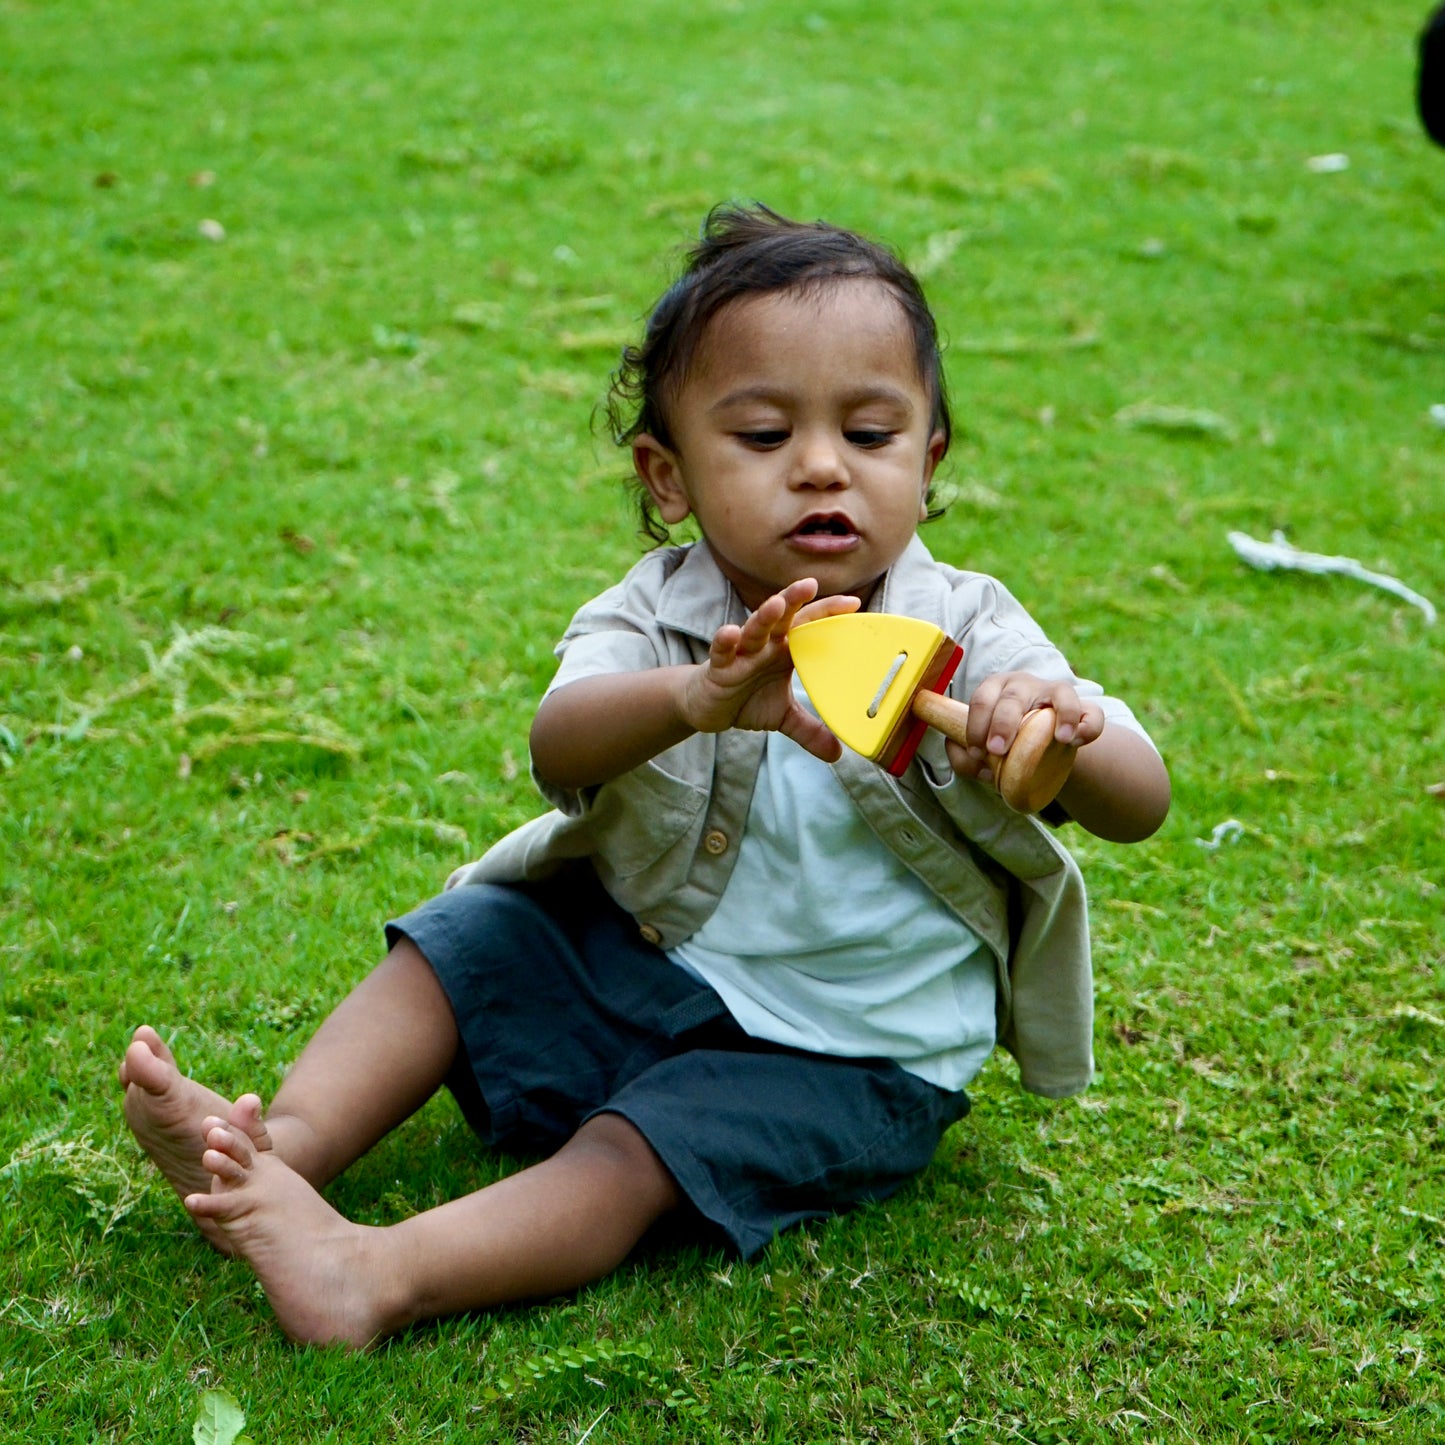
[679,580,858,760]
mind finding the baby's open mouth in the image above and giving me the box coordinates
[792,515,855,537]
[788,514,860,554]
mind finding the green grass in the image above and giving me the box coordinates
[3,0,1442,1439]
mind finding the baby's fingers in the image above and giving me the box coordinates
[779,702,844,764]
[707,622,745,670]
[1032,685,1103,747]
[736,581,812,654]
[945,736,992,784]
[790,591,861,630]
[962,674,1024,756]
[1064,699,1106,746]
[767,578,826,640]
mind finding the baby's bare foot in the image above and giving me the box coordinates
[187,1121,403,1349]
[119,1025,272,1255]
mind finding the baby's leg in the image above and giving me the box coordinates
[256,936,461,1189]
[187,1110,681,1348]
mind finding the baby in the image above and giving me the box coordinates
[120,203,1170,1347]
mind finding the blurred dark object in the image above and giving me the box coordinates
[1422,4,1445,144]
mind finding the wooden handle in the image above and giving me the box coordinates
[909,691,1075,813]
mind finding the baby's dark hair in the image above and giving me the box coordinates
[605,203,953,545]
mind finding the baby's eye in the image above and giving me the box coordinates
[846,430,895,448]
[738,430,789,448]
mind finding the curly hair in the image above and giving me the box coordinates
[604,203,953,545]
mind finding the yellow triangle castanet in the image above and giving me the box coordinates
[789,613,958,766]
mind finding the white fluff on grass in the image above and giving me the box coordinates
[1228,530,1437,625]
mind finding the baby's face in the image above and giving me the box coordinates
[632,279,945,611]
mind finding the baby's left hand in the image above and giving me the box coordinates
[945,672,1104,785]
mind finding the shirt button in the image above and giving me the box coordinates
[639,923,663,946]
[703,829,729,856]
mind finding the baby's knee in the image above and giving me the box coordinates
[574,1113,678,1201]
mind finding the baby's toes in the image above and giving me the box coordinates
[203,1120,258,1176]
[202,1144,249,1187]
[229,1094,274,1149]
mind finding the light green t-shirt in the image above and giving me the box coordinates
[671,705,996,1092]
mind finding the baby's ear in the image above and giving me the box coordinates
[633,436,692,525]
[925,428,948,476]
[920,429,948,519]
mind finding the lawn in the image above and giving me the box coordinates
[2,0,1442,1440]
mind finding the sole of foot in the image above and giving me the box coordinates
[120,1025,270,1256]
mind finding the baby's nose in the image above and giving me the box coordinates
[792,434,848,486]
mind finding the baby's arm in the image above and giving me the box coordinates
[530,579,858,792]
[946,671,1170,843]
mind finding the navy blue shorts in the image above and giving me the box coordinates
[385,870,970,1259]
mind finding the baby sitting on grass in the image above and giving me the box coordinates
[121,203,1168,1347]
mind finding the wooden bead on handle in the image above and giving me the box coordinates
[908,692,1075,813]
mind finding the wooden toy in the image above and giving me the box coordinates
[788,612,1076,813]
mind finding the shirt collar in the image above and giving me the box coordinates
[871,534,943,617]
[652,541,745,641]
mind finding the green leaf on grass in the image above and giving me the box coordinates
[193,1389,248,1445]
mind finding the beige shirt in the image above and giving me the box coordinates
[452,536,1157,1099]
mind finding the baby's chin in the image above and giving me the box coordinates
[805,569,884,609]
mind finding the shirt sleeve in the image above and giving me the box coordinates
[544,560,681,696]
[531,557,682,814]
[945,573,1159,750]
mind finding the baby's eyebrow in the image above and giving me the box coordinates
[838,385,916,414]
[707,385,790,413]
[708,384,916,414]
